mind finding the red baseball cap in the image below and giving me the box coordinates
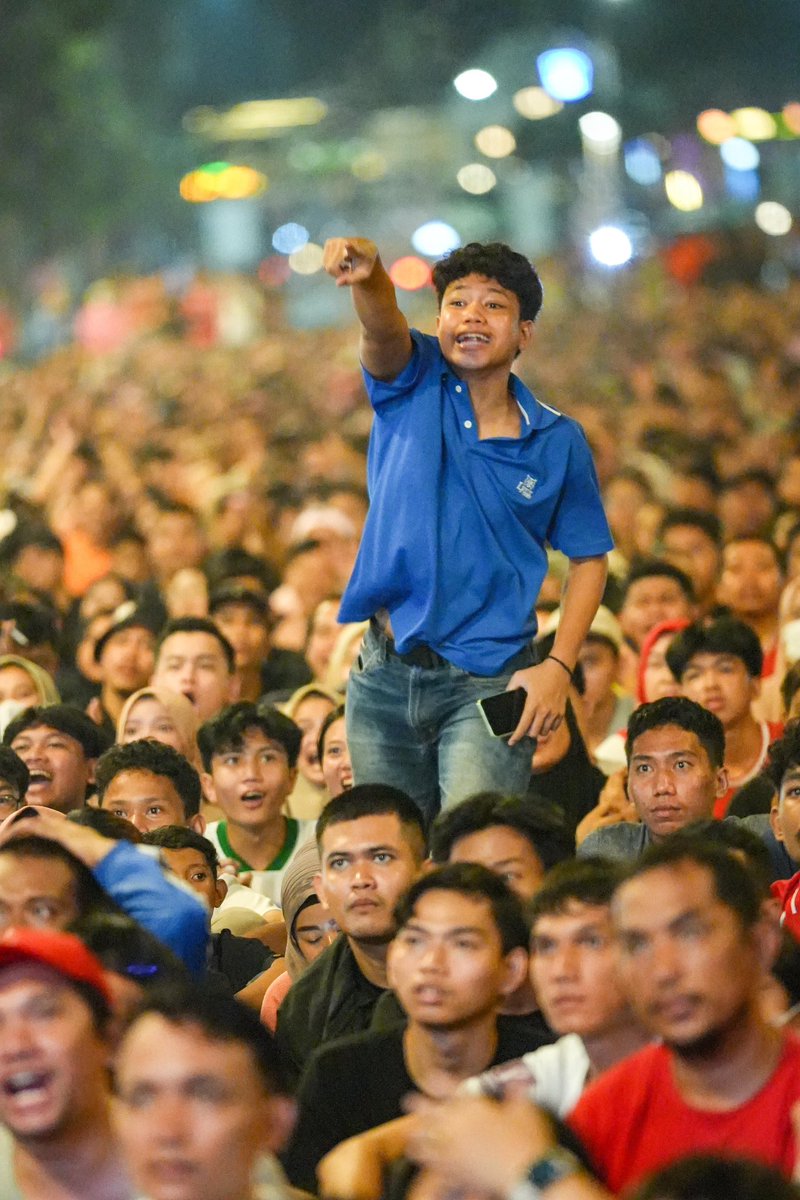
[0,927,112,1006]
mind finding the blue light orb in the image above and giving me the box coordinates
[411,221,461,257]
[624,139,662,186]
[272,223,310,255]
[537,48,593,103]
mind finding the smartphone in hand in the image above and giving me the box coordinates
[476,687,527,739]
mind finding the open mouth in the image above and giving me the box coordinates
[2,1070,52,1103]
[455,333,490,346]
[239,790,265,807]
[26,772,52,787]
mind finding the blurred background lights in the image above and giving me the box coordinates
[579,111,622,153]
[513,87,563,120]
[696,109,737,145]
[723,166,759,203]
[665,170,704,211]
[474,125,517,158]
[536,48,593,102]
[720,137,760,171]
[411,221,461,257]
[732,107,777,140]
[453,69,498,100]
[457,163,497,194]
[783,103,800,135]
[271,223,309,254]
[755,201,793,236]
[624,139,662,185]
[389,256,432,290]
[351,150,388,181]
[588,225,633,267]
[179,162,266,203]
[288,242,324,274]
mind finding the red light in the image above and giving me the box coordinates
[389,256,431,291]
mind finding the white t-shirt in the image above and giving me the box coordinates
[462,1033,591,1117]
[205,817,315,906]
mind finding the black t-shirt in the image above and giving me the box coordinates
[209,928,274,994]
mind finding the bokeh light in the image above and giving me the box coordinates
[474,125,517,158]
[258,256,292,287]
[755,201,793,236]
[272,223,310,254]
[179,162,267,203]
[588,225,633,267]
[720,138,760,171]
[537,48,593,102]
[453,69,498,101]
[732,107,777,141]
[457,163,497,194]
[579,111,622,154]
[411,221,461,257]
[351,150,388,181]
[723,167,759,202]
[513,87,563,119]
[289,242,324,274]
[665,170,704,212]
[782,103,800,135]
[389,256,432,290]
[624,139,662,185]
[696,109,737,145]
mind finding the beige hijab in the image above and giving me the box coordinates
[116,685,202,770]
[0,654,61,705]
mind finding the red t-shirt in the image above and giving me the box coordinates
[568,1038,800,1195]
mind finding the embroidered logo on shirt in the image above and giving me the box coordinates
[516,475,537,499]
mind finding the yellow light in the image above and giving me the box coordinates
[289,242,325,274]
[389,257,431,291]
[474,125,517,158]
[783,103,800,135]
[665,170,703,212]
[183,97,327,140]
[696,109,737,145]
[513,87,562,120]
[456,163,497,194]
[351,150,388,181]
[219,165,267,199]
[179,164,267,203]
[732,107,777,141]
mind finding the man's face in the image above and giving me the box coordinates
[613,861,762,1051]
[293,694,335,788]
[577,639,619,711]
[627,724,726,840]
[320,717,353,797]
[148,513,207,580]
[0,964,108,1139]
[0,854,80,932]
[448,825,545,902]
[205,728,295,832]
[152,632,234,722]
[317,813,422,942]
[158,846,225,911]
[305,599,341,680]
[531,901,627,1038]
[388,889,520,1029]
[212,603,270,673]
[10,724,93,813]
[680,652,757,729]
[660,525,721,606]
[620,576,694,649]
[99,627,156,697]
[770,765,800,861]
[102,768,191,834]
[717,541,783,620]
[436,274,533,374]
[114,1014,278,1200]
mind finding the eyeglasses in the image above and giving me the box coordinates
[0,794,23,817]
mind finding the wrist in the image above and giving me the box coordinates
[508,1149,583,1200]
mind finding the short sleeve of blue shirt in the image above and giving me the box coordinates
[338,330,613,675]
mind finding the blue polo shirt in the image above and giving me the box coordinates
[339,330,613,675]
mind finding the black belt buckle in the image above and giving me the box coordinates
[398,643,446,669]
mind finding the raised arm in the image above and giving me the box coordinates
[323,237,413,380]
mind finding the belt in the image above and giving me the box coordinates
[370,617,450,670]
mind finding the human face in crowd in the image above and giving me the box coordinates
[530,902,628,1039]
[158,847,225,911]
[293,902,339,964]
[641,632,683,703]
[626,724,727,841]
[121,696,186,755]
[115,1014,280,1200]
[205,727,296,831]
[102,768,196,834]
[0,665,41,709]
[577,639,619,712]
[436,275,533,375]
[152,632,234,722]
[147,511,207,582]
[0,774,23,823]
[660,525,721,610]
[305,599,341,681]
[99,627,156,697]
[388,889,525,1029]
[613,860,766,1052]
[320,716,352,797]
[317,813,422,943]
[717,540,783,621]
[619,577,694,650]
[448,825,545,903]
[293,693,335,788]
[770,765,800,862]
[9,724,94,813]
[679,652,757,729]
[212,602,270,673]
[0,964,109,1140]
[0,854,80,932]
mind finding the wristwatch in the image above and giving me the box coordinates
[508,1147,583,1200]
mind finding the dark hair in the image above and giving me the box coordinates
[722,535,784,573]
[142,825,219,877]
[204,548,279,595]
[0,745,29,799]
[121,987,288,1094]
[665,616,763,680]
[94,740,202,820]
[209,586,270,624]
[0,602,60,650]
[782,662,800,717]
[630,1154,800,1200]
[5,524,64,559]
[432,242,544,323]
[317,702,346,765]
[529,857,624,926]
[429,792,571,871]
[394,862,529,954]
[626,697,725,769]
[3,704,112,760]
[766,719,800,793]
[659,507,723,548]
[68,806,143,842]
[619,838,762,930]
[70,911,189,992]
[155,618,235,673]
[0,834,125,920]
[198,701,301,771]
[622,558,696,605]
[669,819,772,896]
[316,783,426,859]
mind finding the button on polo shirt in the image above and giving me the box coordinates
[339,330,613,676]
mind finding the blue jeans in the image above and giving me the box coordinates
[346,623,536,825]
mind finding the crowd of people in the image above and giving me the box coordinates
[0,235,797,1199]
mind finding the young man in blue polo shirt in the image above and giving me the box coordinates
[323,237,612,822]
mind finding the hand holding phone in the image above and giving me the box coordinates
[476,688,527,739]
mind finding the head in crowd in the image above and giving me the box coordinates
[117,684,202,768]
[389,862,530,1027]
[198,700,300,827]
[68,804,144,842]
[209,585,271,678]
[0,653,60,736]
[782,663,800,723]
[114,988,294,1200]
[529,857,632,1041]
[636,619,690,704]
[305,595,343,681]
[767,721,800,863]
[92,603,159,704]
[718,470,779,541]
[430,791,571,901]
[0,601,61,676]
[658,508,723,614]
[666,616,763,729]
[432,242,544,324]
[281,684,339,792]
[619,559,696,651]
[315,784,426,945]
[1,524,65,599]
[624,697,727,840]
[146,502,208,585]
[0,744,30,823]
[95,738,203,834]
[142,825,227,913]
[630,1154,800,1200]
[4,704,111,813]
[317,702,352,797]
[574,606,624,719]
[151,617,237,723]
[204,547,279,596]
[0,832,124,932]
[672,818,773,898]
[716,537,784,626]
[273,836,337,980]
